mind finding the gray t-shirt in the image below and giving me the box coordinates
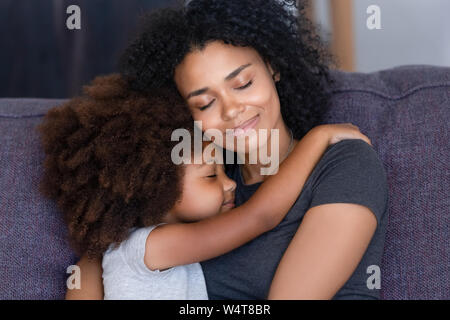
[201,139,389,299]
[102,225,208,300]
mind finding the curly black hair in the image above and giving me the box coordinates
[37,74,194,259]
[119,0,335,139]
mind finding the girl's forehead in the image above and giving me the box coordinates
[181,140,223,165]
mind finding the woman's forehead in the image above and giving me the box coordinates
[174,41,263,86]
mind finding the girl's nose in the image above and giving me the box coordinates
[223,175,237,193]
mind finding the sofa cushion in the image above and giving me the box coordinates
[0,98,78,299]
[0,65,448,299]
[324,65,449,299]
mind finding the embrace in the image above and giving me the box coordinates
[38,0,388,300]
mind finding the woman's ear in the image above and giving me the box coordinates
[265,60,280,82]
[273,72,281,82]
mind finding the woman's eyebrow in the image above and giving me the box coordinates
[186,63,252,99]
[224,63,252,81]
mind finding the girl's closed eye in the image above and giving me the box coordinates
[206,170,217,178]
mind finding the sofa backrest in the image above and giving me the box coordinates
[0,98,77,299]
[323,65,449,299]
[0,65,448,299]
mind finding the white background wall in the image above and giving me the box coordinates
[313,0,450,72]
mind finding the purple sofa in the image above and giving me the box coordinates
[0,65,449,300]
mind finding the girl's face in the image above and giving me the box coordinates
[174,41,282,155]
[166,154,237,223]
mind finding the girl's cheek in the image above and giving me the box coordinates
[211,181,225,206]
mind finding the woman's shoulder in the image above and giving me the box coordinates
[307,139,389,226]
[322,139,382,164]
[313,139,386,179]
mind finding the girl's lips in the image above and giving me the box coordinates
[222,199,235,208]
[231,115,260,136]
[222,202,235,208]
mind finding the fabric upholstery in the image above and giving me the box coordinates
[0,65,448,299]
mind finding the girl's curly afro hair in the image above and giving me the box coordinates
[119,0,335,139]
[37,74,193,259]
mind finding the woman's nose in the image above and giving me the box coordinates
[221,96,244,121]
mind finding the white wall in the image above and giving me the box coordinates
[313,0,450,72]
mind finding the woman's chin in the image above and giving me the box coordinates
[235,139,262,162]
[220,130,272,161]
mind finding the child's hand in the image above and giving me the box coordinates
[313,123,372,146]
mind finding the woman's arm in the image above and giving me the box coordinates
[267,203,377,299]
[267,139,386,300]
[146,124,370,271]
[65,255,104,300]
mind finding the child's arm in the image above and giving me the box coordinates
[146,124,371,271]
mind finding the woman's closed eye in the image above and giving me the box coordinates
[236,80,253,90]
[200,99,215,111]
[199,80,253,111]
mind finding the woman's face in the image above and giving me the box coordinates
[174,41,282,154]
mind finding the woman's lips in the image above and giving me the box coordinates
[230,115,260,136]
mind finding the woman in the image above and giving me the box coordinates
[68,0,388,299]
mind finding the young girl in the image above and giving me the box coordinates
[38,74,371,299]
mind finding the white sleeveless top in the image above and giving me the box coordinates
[102,225,208,300]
